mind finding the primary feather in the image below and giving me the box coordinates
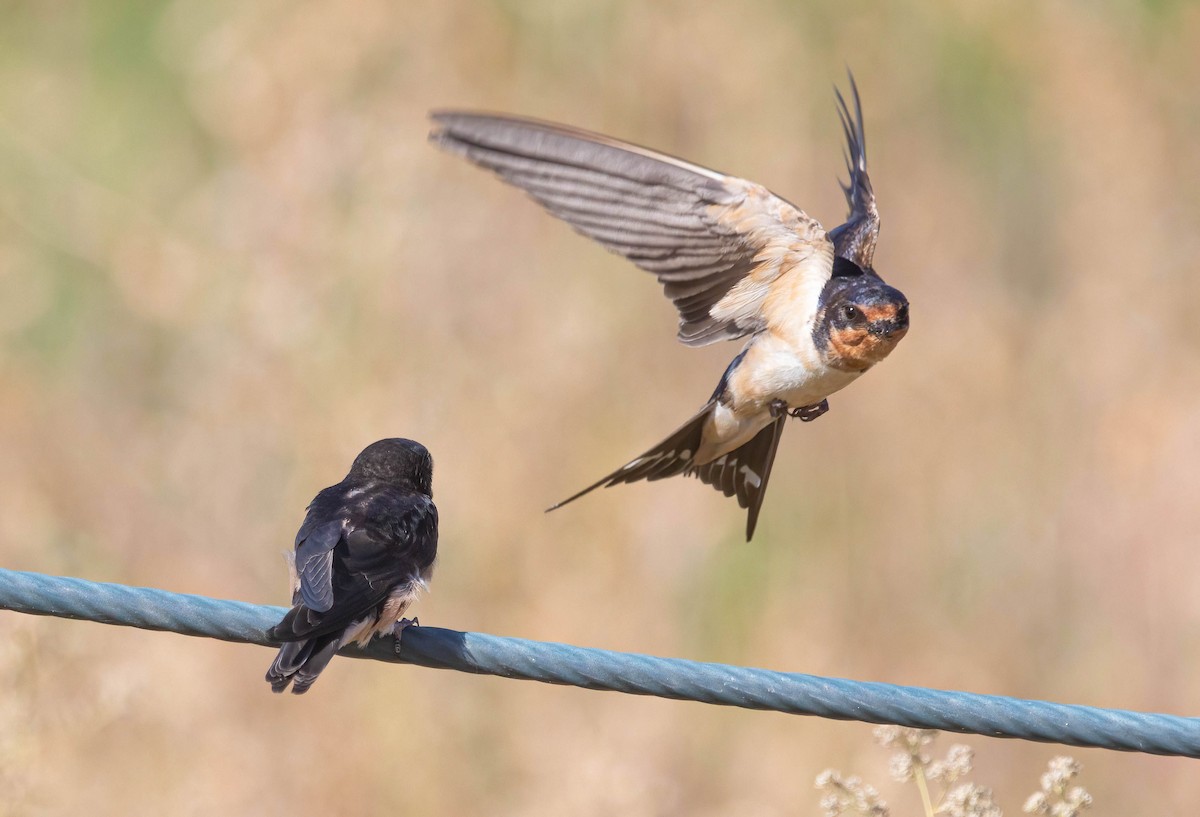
[429,111,835,346]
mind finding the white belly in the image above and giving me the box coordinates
[776,361,862,408]
[698,335,863,462]
[702,402,771,460]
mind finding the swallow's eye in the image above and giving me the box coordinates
[841,304,860,322]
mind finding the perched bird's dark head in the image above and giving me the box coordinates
[348,438,434,496]
[815,264,909,372]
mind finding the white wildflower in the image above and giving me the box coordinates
[939,782,1001,817]
[889,751,915,782]
[1022,792,1049,814]
[816,767,889,817]
[873,725,902,748]
[929,744,974,783]
[1026,757,1090,817]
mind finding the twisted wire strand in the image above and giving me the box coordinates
[2,567,1198,757]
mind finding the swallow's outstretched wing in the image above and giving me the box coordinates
[268,491,437,643]
[430,112,835,347]
[826,74,880,271]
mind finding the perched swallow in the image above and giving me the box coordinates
[266,438,437,694]
[430,76,908,540]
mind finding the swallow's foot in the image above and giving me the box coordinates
[392,617,420,655]
[768,399,790,419]
[789,400,829,422]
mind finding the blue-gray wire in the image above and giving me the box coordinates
[1,567,1197,757]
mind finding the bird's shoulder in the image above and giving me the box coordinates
[703,178,835,337]
[296,482,434,547]
[347,486,434,539]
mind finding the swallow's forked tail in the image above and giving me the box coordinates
[689,415,785,541]
[547,402,715,510]
[548,402,786,540]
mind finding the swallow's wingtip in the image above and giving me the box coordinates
[427,117,451,142]
[427,110,469,143]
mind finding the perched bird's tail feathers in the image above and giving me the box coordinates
[266,632,342,695]
[547,402,715,511]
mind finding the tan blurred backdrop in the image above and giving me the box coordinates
[1,1,1199,814]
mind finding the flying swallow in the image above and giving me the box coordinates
[266,438,438,694]
[429,76,908,540]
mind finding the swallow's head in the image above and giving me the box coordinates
[348,438,434,496]
[815,273,909,372]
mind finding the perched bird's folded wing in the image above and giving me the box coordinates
[294,519,342,613]
[826,74,880,271]
[430,111,835,346]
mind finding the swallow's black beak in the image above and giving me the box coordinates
[868,302,909,338]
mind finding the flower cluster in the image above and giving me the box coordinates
[1021,756,1093,817]
[816,729,1093,817]
[815,769,890,817]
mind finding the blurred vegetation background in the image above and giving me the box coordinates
[1,1,1198,814]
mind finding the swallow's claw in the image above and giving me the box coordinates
[789,399,829,422]
[393,617,420,655]
[769,399,789,419]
